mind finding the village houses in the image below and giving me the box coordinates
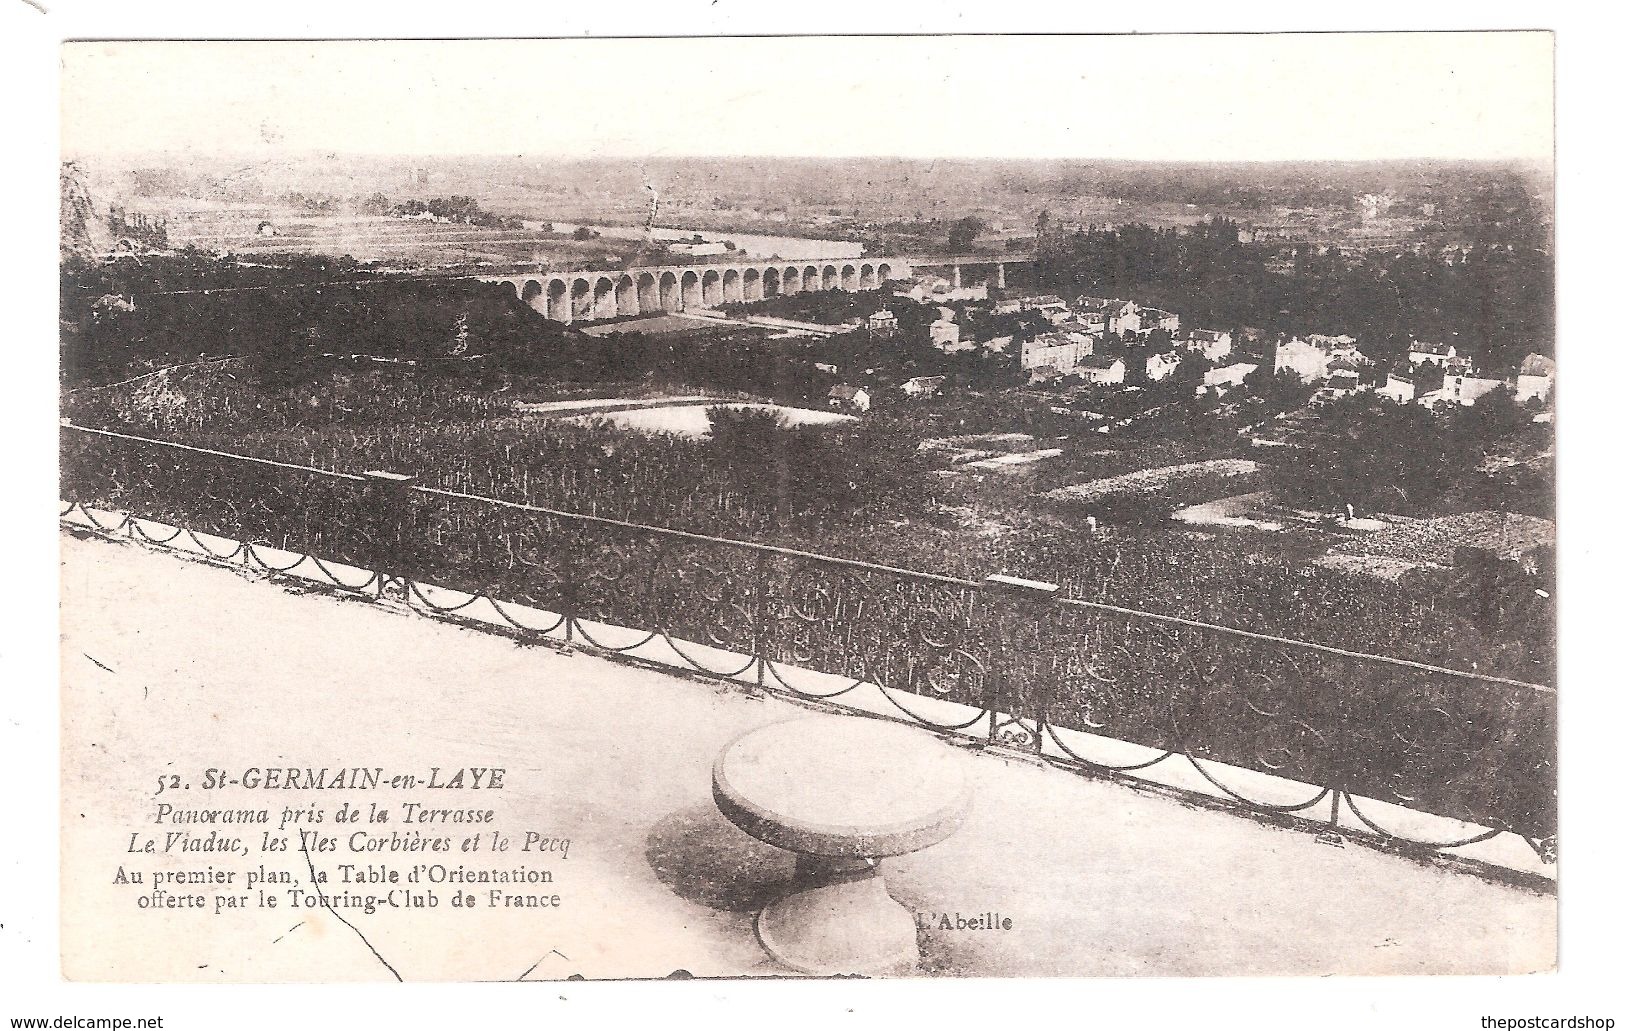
[1307,333,1359,354]
[1140,307,1180,334]
[1075,297,1142,336]
[1020,295,1072,323]
[1069,312,1109,335]
[1409,341,1466,369]
[1175,329,1233,363]
[1273,337,1332,383]
[894,275,987,304]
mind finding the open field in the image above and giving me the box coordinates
[578,314,723,336]
[164,212,640,271]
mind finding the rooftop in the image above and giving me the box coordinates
[1521,353,1555,377]
[60,528,1555,981]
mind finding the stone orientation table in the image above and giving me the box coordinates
[711,715,973,975]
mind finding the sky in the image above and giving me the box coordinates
[60,34,1553,163]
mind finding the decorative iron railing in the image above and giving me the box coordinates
[59,423,1556,870]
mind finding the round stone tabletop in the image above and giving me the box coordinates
[713,716,972,859]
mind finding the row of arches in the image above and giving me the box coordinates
[515,261,896,323]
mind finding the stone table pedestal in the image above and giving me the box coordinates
[711,715,973,976]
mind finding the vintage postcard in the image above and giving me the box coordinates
[53,33,1557,984]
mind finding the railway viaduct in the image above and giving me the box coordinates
[482,255,1031,324]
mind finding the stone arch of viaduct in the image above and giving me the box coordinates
[491,258,912,324]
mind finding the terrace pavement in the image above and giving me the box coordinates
[59,532,1555,981]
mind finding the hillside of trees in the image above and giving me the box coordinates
[60,253,575,387]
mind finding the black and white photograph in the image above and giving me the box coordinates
[4,8,1617,1027]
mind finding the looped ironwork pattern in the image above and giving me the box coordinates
[59,424,1556,868]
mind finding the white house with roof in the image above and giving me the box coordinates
[1420,374,1506,408]
[866,309,898,335]
[827,384,871,412]
[1145,351,1183,382]
[1202,361,1258,396]
[1176,329,1233,363]
[1140,307,1181,334]
[1075,355,1127,385]
[1516,353,1555,404]
[1307,334,1368,365]
[1409,341,1459,367]
[929,317,961,349]
[1274,338,1332,383]
[1376,374,1416,403]
[1069,312,1109,335]
[1020,332,1095,374]
[1315,369,1363,402]
[899,375,946,399]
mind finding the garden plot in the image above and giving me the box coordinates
[964,448,1065,472]
[564,403,853,438]
[1330,511,1555,567]
[920,432,1049,471]
[1045,458,1259,507]
[514,395,713,417]
[1173,491,1285,531]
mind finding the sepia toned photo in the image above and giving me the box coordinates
[54,33,1556,983]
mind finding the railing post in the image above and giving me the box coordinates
[981,574,1061,753]
[752,550,771,694]
[360,470,417,601]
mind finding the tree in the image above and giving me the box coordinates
[1275,395,1463,515]
[1170,352,1213,392]
[1452,386,1522,443]
[947,216,986,254]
